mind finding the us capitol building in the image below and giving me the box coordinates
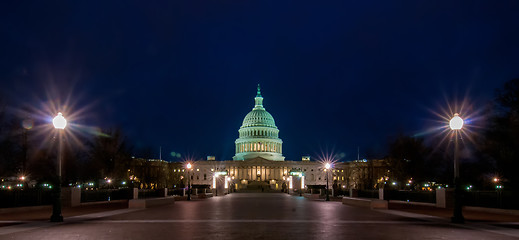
[178,85,388,191]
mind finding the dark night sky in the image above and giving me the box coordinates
[1,1,519,162]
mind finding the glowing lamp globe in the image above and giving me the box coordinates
[53,112,67,129]
[449,113,463,130]
[186,163,192,169]
[325,163,331,170]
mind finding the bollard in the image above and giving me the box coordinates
[436,188,452,208]
[133,188,139,199]
[62,187,81,207]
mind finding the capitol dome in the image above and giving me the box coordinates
[241,109,277,128]
[233,85,285,161]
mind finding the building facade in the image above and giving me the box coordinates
[180,85,389,191]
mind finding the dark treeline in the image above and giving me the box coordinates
[385,78,519,190]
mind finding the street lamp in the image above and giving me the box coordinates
[186,163,192,201]
[325,163,331,201]
[450,113,464,223]
[51,112,66,222]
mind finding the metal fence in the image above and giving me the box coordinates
[465,190,519,210]
[138,189,165,199]
[386,190,436,203]
[168,188,184,196]
[81,188,132,202]
[358,189,379,199]
[0,189,54,208]
[334,188,348,196]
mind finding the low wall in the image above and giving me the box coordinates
[129,196,175,209]
[304,194,321,199]
[464,206,519,216]
[129,197,175,208]
[388,200,436,207]
[80,199,128,206]
[197,193,213,199]
[342,197,388,209]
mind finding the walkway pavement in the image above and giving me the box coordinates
[0,201,128,226]
[389,202,519,222]
[0,194,518,239]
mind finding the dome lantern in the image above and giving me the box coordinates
[254,84,264,110]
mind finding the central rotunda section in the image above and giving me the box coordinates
[233,85,285,161]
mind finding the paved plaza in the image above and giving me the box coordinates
[1,193,518,240]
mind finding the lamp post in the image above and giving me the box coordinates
[450,113,464,223]
[186,163,192,201]
[51,112,66,222]
[325,163,331,201]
